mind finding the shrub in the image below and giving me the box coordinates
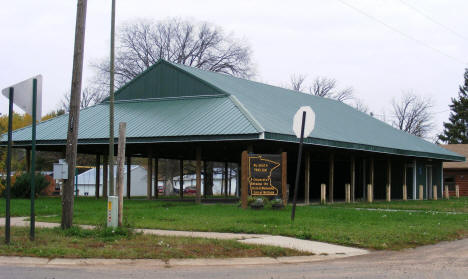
[11,173,49,198]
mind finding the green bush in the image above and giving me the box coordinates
[11,173,49,198]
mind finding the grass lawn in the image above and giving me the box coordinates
[1,197,467,250]
[0,226,305,259]
[328,197,468,213]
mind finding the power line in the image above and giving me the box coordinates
[337,0,467,66]
[398,0,468,42]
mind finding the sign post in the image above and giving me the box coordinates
[2,75,42,242]
[291,106,315,221]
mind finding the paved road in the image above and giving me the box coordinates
[1,238,466,279]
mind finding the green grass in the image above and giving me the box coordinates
[1,197,467,250]
[0,226,305,259]
[328,197,468,213]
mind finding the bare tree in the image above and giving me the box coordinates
[289,75,354,103]
[93,18,254,92]
[391,93,434,138]
[290,74,307,92]
[353,98,369,113]
[60,87,106,112]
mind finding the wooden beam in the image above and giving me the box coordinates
[224,162,228,197]
[103,155,108,198]
[154,158,158,199]
[351,155,355,202]
[147,158,152,200]
[304,151,310,205]
[241,150,248,208]
[196,147,202,204]
[179,159,184,199]
[282,152,287,206]
[95,154,100,199]
[403,163,407,201]
[370,157,374,188]
[386,159,391,202]
[203,161,207,199]
[126,157,131,199]
[329,152,334,203]
[116,122,126,227]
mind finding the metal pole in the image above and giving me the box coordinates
[5,87,13,244]
[291,111,306,221]
[108,0,116,196]
[30,78,37,241]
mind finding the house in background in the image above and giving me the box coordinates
[441,144,468,196]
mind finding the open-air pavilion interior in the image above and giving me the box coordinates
[2,59,465,203]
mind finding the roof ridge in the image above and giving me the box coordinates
[227,95,265,136]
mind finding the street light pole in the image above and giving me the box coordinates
[108,0,116,196]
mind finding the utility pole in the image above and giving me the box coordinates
[108,0,116,196]
[62,0,88,229]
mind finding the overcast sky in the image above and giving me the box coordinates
[1,0,467,140]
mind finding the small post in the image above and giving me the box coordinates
[455,185,459,198]
[367,184,373,203]
[320,184,326,204]
[403,184,407,201]
[291,111,306,221]
[386,185,391,202]
[196,147,202,204]
[30,78,38,241]
[433,185,437,200]
[419,185,424,200]
[304,151,310,205]
[445,185,449,199]
[146,158,152,200]
[350,156,356,202]
[116,122,126,227]
[345,183,351,203]
[241,150,248,209]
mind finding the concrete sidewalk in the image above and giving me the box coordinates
[1,217,368,258]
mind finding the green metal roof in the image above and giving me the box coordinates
[2,59,464,161]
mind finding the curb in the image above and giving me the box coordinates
[0,254,351,268]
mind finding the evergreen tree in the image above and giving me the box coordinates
[439,68,468,143]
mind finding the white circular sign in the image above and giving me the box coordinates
[293,106,315,138]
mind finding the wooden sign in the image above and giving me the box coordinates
[248,154,282,196]
[241,151,287,208]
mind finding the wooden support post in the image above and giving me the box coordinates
[433,185,437,200]
[224,162,228,197]
[419,185,424,200]
[241,150,248,209]
[95,154,100,199]
[179,159,184,199]
[282,152,287,205]
[146,158,152,200]
[345,183,351,203]
[444,185,449,199]
[329,152,334,203]
[304,151,310,205]
[196,147,202,204]
[154,158,158,199]
[203,161,207,199]
[403,164,407,201]
[116,122,126,227]
[350,156,355,202]
[455,185,459,198]
[320,184,326,204]
[367,184,373,203]
[386,159,391,202]
[370,157,374,189]
[126,156,131,199]
[103,155,108,198]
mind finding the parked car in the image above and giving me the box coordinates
[184,186,197,194]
